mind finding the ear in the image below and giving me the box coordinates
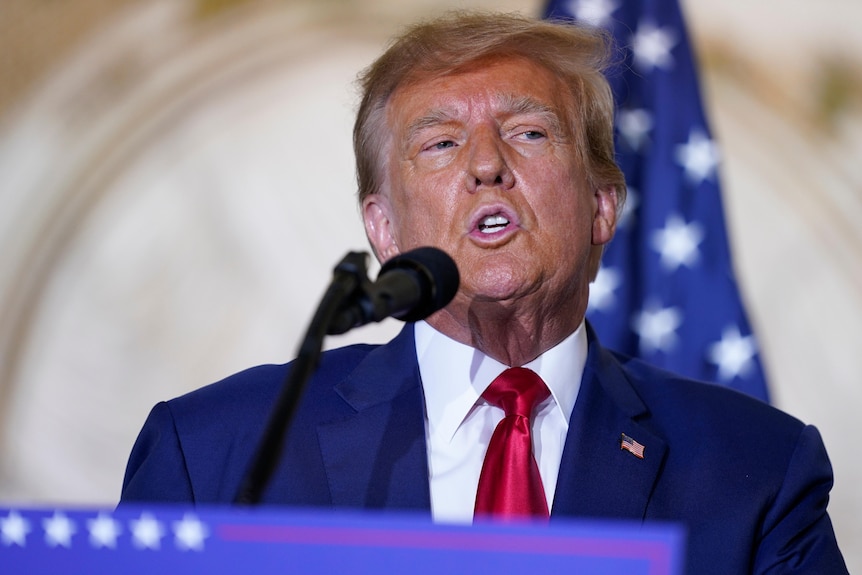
[362,193,400,262]
[591,184,619,246]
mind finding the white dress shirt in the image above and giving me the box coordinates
[415,320,587,524]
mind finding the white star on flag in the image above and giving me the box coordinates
[43,511,76,548]
[1,510,31,547]
[651,214,704,271]
[589,266,622,312]
[568,0,619,27]
[708,325,758,381]
[88,513,122,549]
[173,514,209,551]
[130,513,165,550]
[631,21,677,71]
[675,129,721,184]
[617,108,653,151]
[632,303,683,354]
[617,187,639,230]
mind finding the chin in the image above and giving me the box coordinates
[463,273,533,303]
[455,251,546,300]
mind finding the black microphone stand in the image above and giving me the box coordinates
[233,252,370,505]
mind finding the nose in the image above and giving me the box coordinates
[465,129,515,192]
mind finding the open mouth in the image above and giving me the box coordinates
[478,214,510,234]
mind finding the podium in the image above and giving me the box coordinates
[1,505,685,574]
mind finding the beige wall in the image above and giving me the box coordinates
[1,0,859,570]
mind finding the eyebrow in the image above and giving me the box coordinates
[500,94,566,137]
[404,94,567,142]
[405,108,459,143]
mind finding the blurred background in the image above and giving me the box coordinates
[1,0,859,569]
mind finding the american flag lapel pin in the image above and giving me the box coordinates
[620,433,645,459]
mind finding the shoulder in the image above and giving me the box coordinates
[582,331,811,469]
[605,351,814,478]
[619,352,801,431]
[611,355,845,573]
[121,342,392,504]
[167,343,381,427]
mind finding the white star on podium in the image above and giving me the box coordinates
[130,513,165,550]
[88,513,122,549]
[173,514,209,551]
[1,510,31,547]
[43,512,76,548]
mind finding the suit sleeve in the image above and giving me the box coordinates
[753,425,848,574]
[120,402,195,504]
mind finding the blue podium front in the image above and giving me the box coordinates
[1,505,685,574]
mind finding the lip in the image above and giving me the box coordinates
[467,203,521,243]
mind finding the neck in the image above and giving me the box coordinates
[426,296,586,367]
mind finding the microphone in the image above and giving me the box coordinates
[327,246,459,335]
[234,247,458,504]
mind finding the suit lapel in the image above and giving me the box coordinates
[317,325,432,511]
[315,323,666,518]
[552,329,667,521]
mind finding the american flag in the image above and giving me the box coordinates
[620,433,646,459]
[543,0,770,401]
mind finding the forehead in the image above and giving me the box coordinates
[386,57,570,130]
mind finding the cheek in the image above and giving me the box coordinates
[534,183,594,253]
[389,193,449,250]
[393,170,461,240]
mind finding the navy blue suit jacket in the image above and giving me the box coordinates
[122,325,847,574]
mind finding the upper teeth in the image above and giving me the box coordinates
[479,215,509,233]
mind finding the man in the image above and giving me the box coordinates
[121,12,847,573]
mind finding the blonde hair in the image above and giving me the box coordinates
[354,11,626,208]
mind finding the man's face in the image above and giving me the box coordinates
[363,56,617,319]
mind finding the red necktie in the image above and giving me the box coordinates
[474,367,550,520]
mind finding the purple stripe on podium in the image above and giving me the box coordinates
[1,506,685,575]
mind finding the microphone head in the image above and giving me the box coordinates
[379,247,460,322]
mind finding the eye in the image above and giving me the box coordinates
[521,130,546,141]
[431,140,456,150]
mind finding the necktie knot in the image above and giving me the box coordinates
[483,367,550,418]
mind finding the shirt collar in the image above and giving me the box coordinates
[415,320,587,443]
